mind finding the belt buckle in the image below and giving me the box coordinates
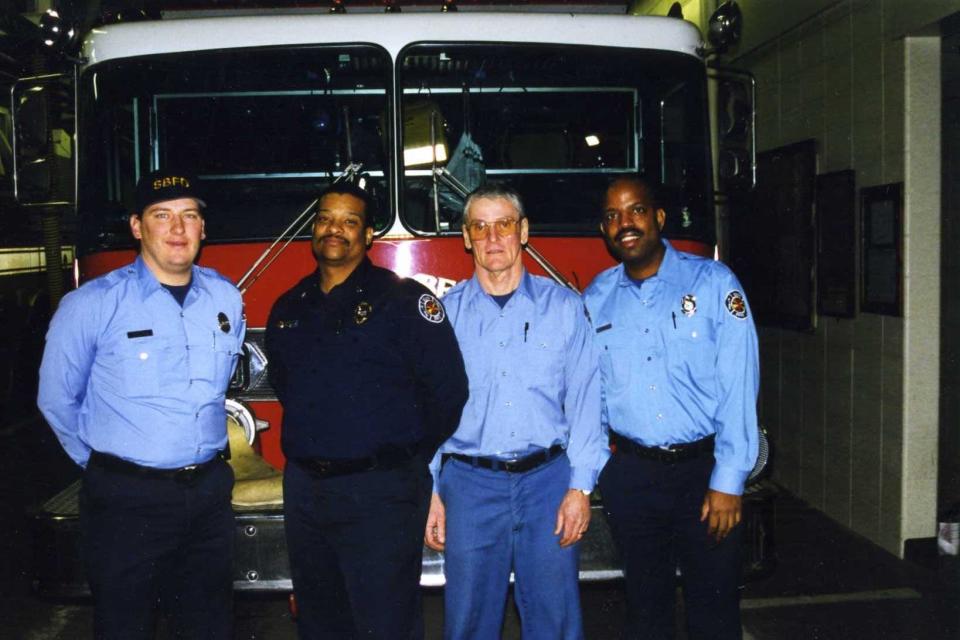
[174,464,200,483]
[657,446,680,463]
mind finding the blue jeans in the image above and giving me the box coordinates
[439,453,584,640]
[599,452,743,640]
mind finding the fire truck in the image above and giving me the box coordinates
[15,1,771,595]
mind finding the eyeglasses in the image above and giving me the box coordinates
[464,217,521,240]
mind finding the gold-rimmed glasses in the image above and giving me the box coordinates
[464,217,521,240]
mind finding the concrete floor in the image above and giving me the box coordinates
[3,413,958,639]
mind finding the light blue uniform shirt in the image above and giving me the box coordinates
[38,256,245,469]
[431,270,609,491]
[582,241,759,496]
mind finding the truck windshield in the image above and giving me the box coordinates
[77,45,391,253]
[398,44,712,239]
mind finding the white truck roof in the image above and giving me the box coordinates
[83,12,703,66]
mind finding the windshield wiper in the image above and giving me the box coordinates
[236,162,364,296]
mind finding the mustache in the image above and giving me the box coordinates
[316,233,349,244]
[615,228,643,243]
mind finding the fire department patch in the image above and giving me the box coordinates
[418,294,445,324]
[681,294,697,317]
[725,290,748,319]
[354,301,373,325]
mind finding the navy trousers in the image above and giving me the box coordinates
[79,458,235,640]
[598,452,743,640]
[439,454,584,640]
[284,456,432,640]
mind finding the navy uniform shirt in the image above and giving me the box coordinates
[38,256,245,469]
[265,258,468,461]
[583,240,759,495]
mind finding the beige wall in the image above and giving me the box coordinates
[730,0,950,555]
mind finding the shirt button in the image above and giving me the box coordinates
[649,384,656,391]
[501,371,507,377]
[691,331,698,338]
[499,341,505,347]
[656,413,663,420]
[139,352,148,360]
[644,328,650,334]
[647,356,652,361]
[505,401,512,407]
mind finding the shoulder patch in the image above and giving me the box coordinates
[418,293,445,324]
[725,290,748,319]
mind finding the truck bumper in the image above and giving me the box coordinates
[31,480,776,596]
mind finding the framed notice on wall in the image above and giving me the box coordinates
[860,183,902,315]
[816,170,857,317]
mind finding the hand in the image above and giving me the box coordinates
[424,492,446,552]
[700,489,742,542]
[554,489,591,548]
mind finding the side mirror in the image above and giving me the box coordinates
[707,1,743,54]
[709,67,756,193]
[12,74,75,206]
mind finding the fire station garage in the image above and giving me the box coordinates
[1,0,960,638]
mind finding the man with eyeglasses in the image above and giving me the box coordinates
[583,176,759,640]
[425,183,608,639]
[266,182,467,639]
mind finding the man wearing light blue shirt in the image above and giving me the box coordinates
[583,176,759,640]
[424,183,608,640]
[38,170,244,640]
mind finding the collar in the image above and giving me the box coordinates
[615,239,685,288]
[463,268,536,308]
[316,257,373,299]
[134,255,206,302]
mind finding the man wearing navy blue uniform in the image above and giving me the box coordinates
[266,183,467,639]
[38,170,244,640]
[584,177,759,640]
[425,184,608,640]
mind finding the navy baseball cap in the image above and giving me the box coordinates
[135,170,206,212]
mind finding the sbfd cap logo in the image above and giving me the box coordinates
[135,170,207,212]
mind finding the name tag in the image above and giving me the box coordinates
[126,329,154,339]
[595,323,612,334]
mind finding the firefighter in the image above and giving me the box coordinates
[37,170,244,640]
[265,182,467,639]
[583,176,759,640]
[424,183,609,640]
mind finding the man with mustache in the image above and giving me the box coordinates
[265,182,468,639]
[38,170,244,639]
[425,183,608,639]
[583,176,759,640]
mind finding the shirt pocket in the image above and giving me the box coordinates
[115,337,167,398]
[596,331,633,395]
[518,336,565,397]
[214,332,242,388]
[668,316,716,378]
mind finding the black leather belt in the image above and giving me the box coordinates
[610,431,715,463]
[293,444,418,478]
[88,450,226,483]
[443,443,565,473]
